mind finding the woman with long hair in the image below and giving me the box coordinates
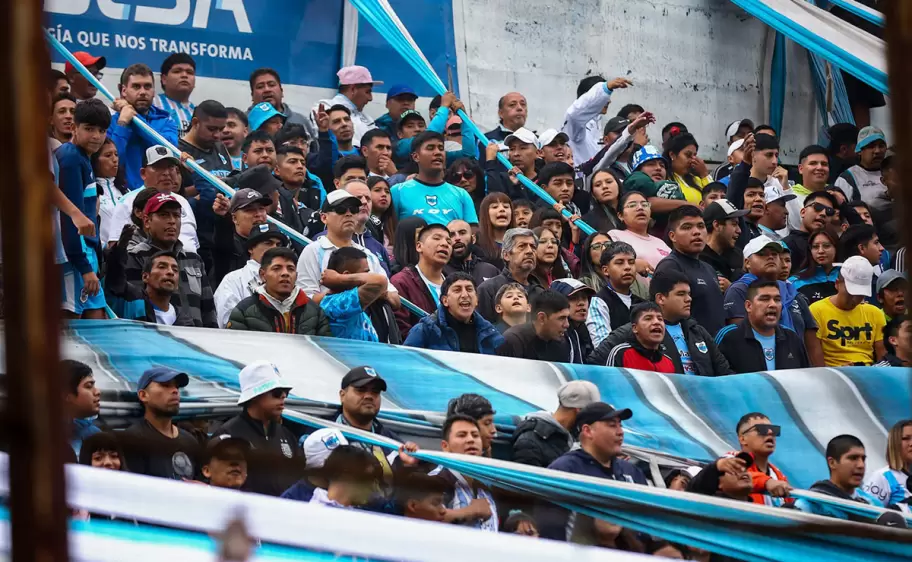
[862,419,911,508]
[368,176,397,252]
[607,191,671,275]
[579,232,613,292]
[531,226,569,286]
[446,157,486,214]
[92,137,126,245]
[789,229,840,305]
[477,192,513,269]
[664,132,711,205]
[390,217,427,276]
[530,208,581,276]
[582,169,623,232]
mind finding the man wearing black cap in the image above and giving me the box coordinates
[122,367,200,480]
[700,199,749,286]
[538,402,646,542]
[202,435,249,490]
[214,222,289,328]
[211,187,274,286]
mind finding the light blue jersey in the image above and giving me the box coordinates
[320,288,379,342]
[753,329,777,371]
[392,178,479,225]
[665,323,695,374]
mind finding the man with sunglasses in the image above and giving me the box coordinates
[783,191,838,275]
[213,361,300,496]
[728,412,793,506]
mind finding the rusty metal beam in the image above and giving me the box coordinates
[0,0,70,560]
[885,3,912,273]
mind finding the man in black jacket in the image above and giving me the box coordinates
[716,280,809,373]
[550,278,595,364]
[211,186,272,286]
[213,361,300,496]
[497,290,571,362]
[445,219,500,286]
[477,228,544,322]
[688,451,754,501]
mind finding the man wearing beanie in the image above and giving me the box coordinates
[510,380,600,468]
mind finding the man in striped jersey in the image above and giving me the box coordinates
[153,53,196,138]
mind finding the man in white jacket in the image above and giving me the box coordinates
[562,76,632,166]
[214,222,288,328]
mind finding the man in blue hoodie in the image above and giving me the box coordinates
[108,63,180,191]
[59,99,110,319]
[721,235,825,366]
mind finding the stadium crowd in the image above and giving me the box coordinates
[27,42,912,556]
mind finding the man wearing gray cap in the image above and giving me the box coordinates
[510,380,600,468]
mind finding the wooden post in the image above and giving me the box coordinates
[0,0,70,559]
[884,3,912,272]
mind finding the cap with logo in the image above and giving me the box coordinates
[144,145,180,168]
[763,184,797,206]
[703,199,750,225]
[246,222,289,250]
[550,278,595,298]
[137,367,189,391]
[725,119,754,140]
[838,256,875,297]
[557,380,601,409]
[387,84,417,100]
[204,434,251,464]
[631,145,665,171]
[538,128,570,148]
[337,65,383,86]
[397,109,425,130]
[504,127,540,149]
[727,138,745,158]
[341,365,388,391]
[603,116,630,137]
[742,235,787,259]
[65,51,107,74]
[230,188,273,213]
[575,401,633,431]
[856,126,886,153]
[143,192,182,215]
[236,164,282,197]
[321,189,361,213]
[248,102,287,132]
[236,361,293,405]
[303,428,350,469]
[876,269,907,294]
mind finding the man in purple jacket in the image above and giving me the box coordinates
[390,224,453,338]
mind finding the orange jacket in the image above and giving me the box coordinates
[726,451,794,506]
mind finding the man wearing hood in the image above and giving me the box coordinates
[795,435,880,520]
[604,302,676,372]
[511,380,600,468]
[445,219,500,286]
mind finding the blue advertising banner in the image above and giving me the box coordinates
[43,0,458,97]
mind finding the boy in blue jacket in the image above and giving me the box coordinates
[58,99,111,319]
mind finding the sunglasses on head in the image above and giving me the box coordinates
[451,170,475,182]
[805,202,835,216]
[742,423,781,437]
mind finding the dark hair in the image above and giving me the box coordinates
[74,99,112,129]
[394,472,450,509]
[410,130,445,154]
[502,511,538,534]
[529,207,562,231]
[393,217,427,269]
[51,92,77,110]
[736,412,769,434]
[825,434,864,462]
[429,94,442,113]
[537,162,575,187]
[442,414,480,440]
[249,68,281,91]
[160,52,195,76]
[746,279,780,300]
[447,393,495,420]
[531,226,570,278]
[360,127,392,148]
[838,224,878,261]
[417,223,450,243]
[192,100,227,121]
[242,129,274,153]
[367,176,397,245]
[322,445,383,484]
[477,192,513,260]
[827,123,859,154]
[119,63,153,87]
[441,271,476,297]
[260,247,297,270]
[703,182,727,198]
[513,198,534,211]
[62,359,93,396]
[851,200,871,213]
[78,431,126,470]
[649,270,691,301]
[883,316,905,355]
[600,240,637,267]
[327,104,352,116]
[131,188,158,225]
[804,190,839,209]
[617,104,644,119]
[333,155,368,180]
[50,68,67,89]
[663,132,700,188]
[276,145,306,159]
[799,144,828,163]
[142,250,178,275]
[617,190,647,211]
[667,205,703,232]
[225,107,249,128]
[754,133,780,152]
[576,75,605,98]
[274,123,309,146]
[754,124,777,136]
[445,157,486,210]
[90,137,127,194]
[531,289,570,316]
[630,301,662,323]
[327,246,368,273]
[798,229,840,279]
[882,153,896,172]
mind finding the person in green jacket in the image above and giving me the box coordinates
[227,247,332,336]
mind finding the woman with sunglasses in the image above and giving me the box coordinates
[608,191,671,276]
[476,192,513,270]
[789,229,840,305]
[863,419,912,509]
[531,227,569,286]
[582,169,623,232]
[446,158,486,215]
[367,176,397,254]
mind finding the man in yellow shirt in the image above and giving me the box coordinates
[809,256,886,366]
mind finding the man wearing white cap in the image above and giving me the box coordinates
[511,380,600,468]
[212,361,300,496]
[717,139,745,186]
[713,119,754,182]
[809,256,886,366]
[484,127,539,199]
[317,65,382,146]
[757,185,797,241]
[280,428,349,502]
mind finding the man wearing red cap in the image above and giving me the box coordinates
[316,65,382,146]
[64,51,106,103]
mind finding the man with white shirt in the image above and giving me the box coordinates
[835,126,889,206]
[316,65,381,147]
[562,75,632,166]
[104,145,199,252]
[214,222,289,328]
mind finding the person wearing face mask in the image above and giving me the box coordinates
[445,219,500,286]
